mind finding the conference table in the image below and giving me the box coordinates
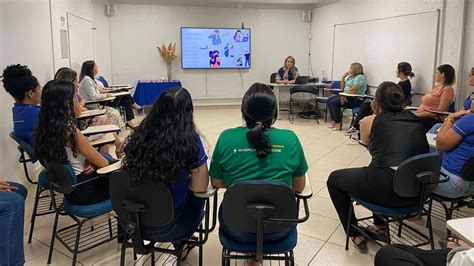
[267,82,331,118]
[133,80,182,106]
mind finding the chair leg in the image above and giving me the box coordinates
[119,234,128,266]
[397,221,403,237]
[150,251,155,266]
[384,218,391,245]
[427,212,435,250]
[345,200,354,250]
[47,212,60,264]
[28,185,42,243]
[199,226,203,266]
[72,219,86,266]
[222,247,230,266]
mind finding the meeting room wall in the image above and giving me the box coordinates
[93,4,311,104]
[310,0,469,106]
[0,0,96,182]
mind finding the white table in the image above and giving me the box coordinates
[110,91,131,96]
[267,83,330,118]
[85,96,116,105]
[89,133,116,147]
[339,92,375,99]
[77,109,107,120]
[81,125,120,136]
[447,217,474,246]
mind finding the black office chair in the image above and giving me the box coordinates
[109,171,218,266]
[270,73,277,84]
[219,180,312,265]
[346,153,446,250]
[288,85,321,124]
[45,162,118,265]
[429,156,474,234]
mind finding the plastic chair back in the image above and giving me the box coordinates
[270,73,277,83]
[97,76,109,87]
[448,102,456,113]
[222,181,297,234]
[331,81,341,89]
[109,171,174,228]
[460,156,474,182]
[393,153,441,198]
[290,85,318,95]
[45,161,77,195]
[9,131,38,163]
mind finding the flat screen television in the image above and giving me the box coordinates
[181,27,251,69]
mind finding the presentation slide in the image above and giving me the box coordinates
[181,28,251,69]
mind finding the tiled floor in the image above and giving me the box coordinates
[21,106,457,265]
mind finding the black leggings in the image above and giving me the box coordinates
[326,165,418,237]
[417,116,442,133]
[327,95,362,123]
[66,174,109,205]
[109,94,136,122]
[375,244,450,266]
[353,101,373,130]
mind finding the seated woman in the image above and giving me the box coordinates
[0,180,27,265]
[346,62,415,139]
[34,80,116,205]
[79,60,141,129]
[415,64,455,132]
[55,67,124,157]
[462,67,474,110]
[122,87,208,256]
[327,81,429,248]
[327,62,367,131]
[275,56,299,84]
[2,64,41,144]
[210,83,307,265]
[434,82,474,198]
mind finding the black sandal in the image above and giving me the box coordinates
[366,225,388,242]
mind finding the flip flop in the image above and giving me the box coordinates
[366,225,388,242]
[351,235,368,249]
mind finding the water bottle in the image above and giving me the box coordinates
[321,71,328,83]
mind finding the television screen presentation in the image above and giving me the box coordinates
[181,27,251,69]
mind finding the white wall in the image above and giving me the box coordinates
[460,0,474,100]
[0,0,95,183]
[310,0,468,105]
[94,4,312,103]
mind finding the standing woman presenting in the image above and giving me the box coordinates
[275,56,299,84]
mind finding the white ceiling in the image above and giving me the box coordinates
[93,0,339,10]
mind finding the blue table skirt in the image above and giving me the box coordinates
[133,80,182,106]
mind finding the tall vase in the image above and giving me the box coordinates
[166,63,172,81]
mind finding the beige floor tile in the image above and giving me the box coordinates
[294,234,325,265]
[309,242,374,265]
[307,196,339,220]
[297,213,340,241]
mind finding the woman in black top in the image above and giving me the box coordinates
[327,81,428,249]
[346,62,415,138]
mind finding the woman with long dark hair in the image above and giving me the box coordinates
[122,87,209,251]
[79,60,141,129]
[327,81,428,249]
[34,80,116,205]
[55,67,124,157]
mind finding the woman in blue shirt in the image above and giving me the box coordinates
[434,68,474,198]
[122,87,209,255]
[327,62,367,131]
[2,64,41,144]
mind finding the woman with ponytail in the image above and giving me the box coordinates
[210,82,307,192]
[209,83,307,265]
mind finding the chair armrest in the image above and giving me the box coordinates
[415,171,449,184]
[85,97,116,105]
[296,174,313,199]
[70,175,102,188]
[405,106,419,111]
[194,186,218,198]
[96,159,123,175]
[426,109,453,116]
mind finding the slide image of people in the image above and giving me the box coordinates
[208,30,222,46]
[209,50,222,68]
[234,30,243,42]
[244,51,250,67]
[224,43,234,57]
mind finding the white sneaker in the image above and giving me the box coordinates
[350,134,360,142]
[344,127,359,136]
